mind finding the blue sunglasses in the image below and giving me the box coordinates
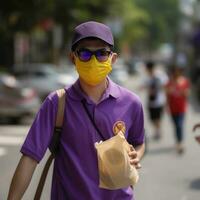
[75,48,112,62]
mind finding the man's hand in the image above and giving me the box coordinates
[128,145,142,169]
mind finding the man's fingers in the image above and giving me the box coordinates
[130,157,139,165]
[130,158,142,169]
[129,144,135,151]
[135,163,142,169]
[128,144,141,169]
[128,151,137,158]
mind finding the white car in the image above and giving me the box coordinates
[0,74,41,123]
[14,63,78,101]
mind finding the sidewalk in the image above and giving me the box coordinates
[125,71,200,200]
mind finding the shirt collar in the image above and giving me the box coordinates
[66,79,86,101]
[104,77,120,99]
[67,77,120,102]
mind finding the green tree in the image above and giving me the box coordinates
[107,0,149,51]
[135,0,181,50]
[0,0,149,66]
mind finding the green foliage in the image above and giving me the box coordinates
[0,0,181,52]
[135,0,181,49]
[119,0,149,42]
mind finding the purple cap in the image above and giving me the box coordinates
[71,21,114,50]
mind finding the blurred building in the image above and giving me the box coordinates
[1,18,63,72]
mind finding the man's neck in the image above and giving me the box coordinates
[79,79,108,104]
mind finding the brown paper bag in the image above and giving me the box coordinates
[95,132,139,189]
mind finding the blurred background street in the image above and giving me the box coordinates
[0,66,200,199]
[1,0,200,199]
[127,67,200,200]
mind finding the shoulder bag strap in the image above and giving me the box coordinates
[55,89,66,127]
[34,89,66,200]
[81,99,106,141]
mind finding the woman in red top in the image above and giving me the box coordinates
[166,65,190,154]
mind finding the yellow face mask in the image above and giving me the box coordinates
[75,56,112,86]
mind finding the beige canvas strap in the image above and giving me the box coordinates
[34,89,66,200]
[56,88,66,127]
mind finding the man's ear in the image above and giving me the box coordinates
[69,52,75,64]
[111,53,118,64]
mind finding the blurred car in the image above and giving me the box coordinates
[0,74,40,123]
[109,58,129,86]
[14,63,78,101]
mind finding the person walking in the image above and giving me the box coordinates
[7,21,145,200]
[142,61,167,140]
[165,65,190,154]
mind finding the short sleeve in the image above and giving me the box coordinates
[127,101,145,147]
[185,78,190,89]
[20,92,58,162]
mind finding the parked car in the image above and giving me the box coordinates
[0,74,41,123]
[14,63,78,101]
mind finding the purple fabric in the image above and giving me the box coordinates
[21,77,145,200]
[71,21,114,49]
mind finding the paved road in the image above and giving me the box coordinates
[0,69,200,200]
[0,125,52,199]
[126,69,200,200]
[134,104,200,200]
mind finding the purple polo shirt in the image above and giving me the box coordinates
[21,77,145,200]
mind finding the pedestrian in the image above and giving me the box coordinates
[7,21,145,200]
[165,65,190,154]
[142,60,167,140]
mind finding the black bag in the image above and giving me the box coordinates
[148,77,160,101]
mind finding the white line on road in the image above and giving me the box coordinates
[181,196,188,200]
[0,136,24,145]
[0,147,7,157]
